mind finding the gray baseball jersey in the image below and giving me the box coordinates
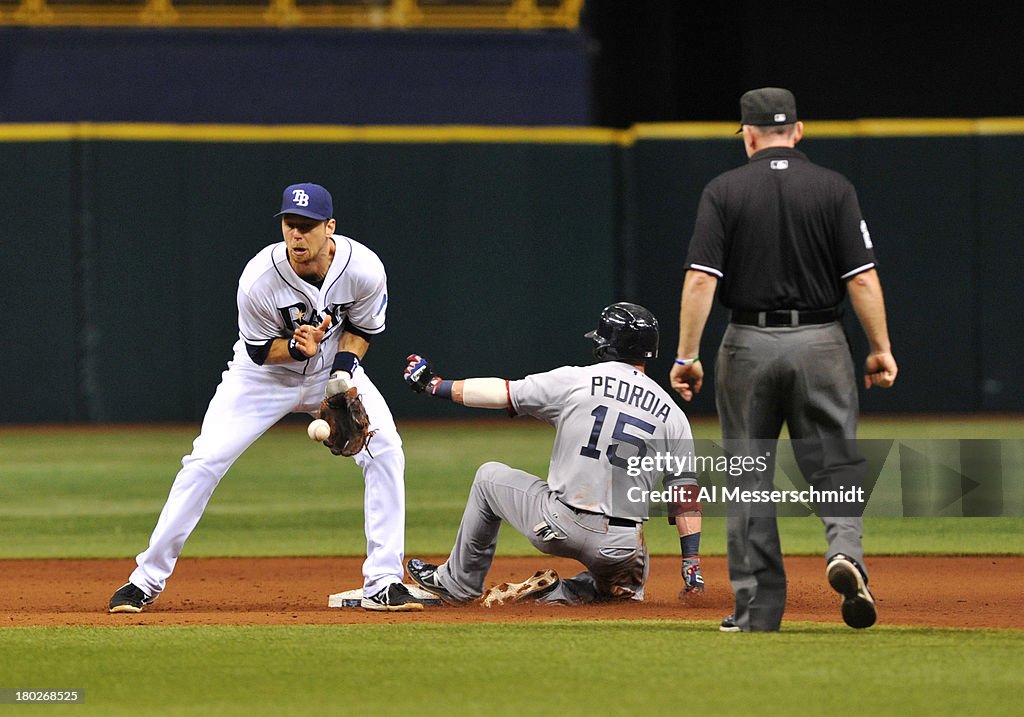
[509,361,695,520]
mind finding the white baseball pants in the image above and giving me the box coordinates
[129,363,406,599]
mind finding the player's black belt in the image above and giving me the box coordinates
[730,307,839,327]
[558,499,639,527]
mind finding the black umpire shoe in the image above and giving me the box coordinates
[826,554,877,629]
[108,582,154,614]
[360,582,425,612]
[719,614,741,632]
[406,559,463,605]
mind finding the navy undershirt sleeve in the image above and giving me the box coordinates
[245,339,275,366]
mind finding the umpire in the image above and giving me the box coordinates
[669,87,898,632]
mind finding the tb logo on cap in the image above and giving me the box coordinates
[276,183,333,220]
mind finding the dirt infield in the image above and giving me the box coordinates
[3,556,1021,629]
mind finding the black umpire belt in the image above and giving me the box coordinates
[558,499,639,527]
[730,307,838,328]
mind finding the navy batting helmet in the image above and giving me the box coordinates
[585,302,659,362]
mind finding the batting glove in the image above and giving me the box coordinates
[404,354,441,394]
[682,558,705,594]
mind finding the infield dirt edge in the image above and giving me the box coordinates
[3,555,1019,629]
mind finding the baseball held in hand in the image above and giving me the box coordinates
[307,419,331,442]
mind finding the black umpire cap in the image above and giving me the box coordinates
[738,87,798,130]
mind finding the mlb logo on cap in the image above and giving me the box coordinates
[275,183,333,221]
[738,87,799,128]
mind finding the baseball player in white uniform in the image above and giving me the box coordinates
[109,182,423,613]
[404,303,705,606]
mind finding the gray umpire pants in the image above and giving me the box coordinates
[436,462,648,604]
[716,322,867,632]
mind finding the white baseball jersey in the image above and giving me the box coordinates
[509,361,694,520]
[234,234,389,373]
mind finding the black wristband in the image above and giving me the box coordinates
[680,533,701,559]
[432,379,454,400]
[288,338,307,362]
[332,351,360,375]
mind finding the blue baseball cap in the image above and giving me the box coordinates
[275,183,333,221]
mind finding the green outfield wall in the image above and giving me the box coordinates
[2,122,1020,422]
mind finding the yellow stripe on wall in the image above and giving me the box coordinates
[0,123,625,145]
[634,118,1024,140]
[0,119,1022,145]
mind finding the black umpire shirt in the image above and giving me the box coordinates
[685,147,877,311]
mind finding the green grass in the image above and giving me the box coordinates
[1,622,1020,716]
[2,418,1022,717]
[0,417,1022,558]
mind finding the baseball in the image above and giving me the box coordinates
[307,419,331,442]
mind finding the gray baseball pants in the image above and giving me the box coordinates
[716,322,867,632]
[435,461,648,604]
